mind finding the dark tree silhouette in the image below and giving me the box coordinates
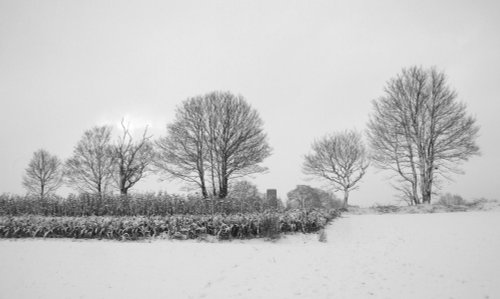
[155,91,271,199]
[204,92,272,198]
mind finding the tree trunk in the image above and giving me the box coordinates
[411,181,420,205]
[219,176,228,199]
[209,140,218,197]
[97,183,102,200]
[120,192,130,214]
[343,189,349,208]
[421,184,431,204]
[219,160,228,198]
[119,171,128,196]
[197,145,208,198]
[40,183,45,201]
[421,165,433,204]
[199,176,208,199]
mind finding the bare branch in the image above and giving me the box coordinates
[112,119,153,195]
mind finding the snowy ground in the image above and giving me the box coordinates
[1,211,500,299]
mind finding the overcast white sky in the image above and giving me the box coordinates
[1,0,499,206]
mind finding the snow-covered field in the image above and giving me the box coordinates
[1,211,500,299]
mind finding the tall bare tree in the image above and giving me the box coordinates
[65,126,115,199]
[113,120,154,196]
[22,149,63,199]
[204,91,271,198]
[303,130,369,207]
[155,91,271,199]
[155,97,209,198]
[367,66,480,204]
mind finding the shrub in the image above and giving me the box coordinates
[371,204,401,213]
[259,214,281,240]
[0,209,341,241]
[436,193,466,206]
[0,193,229,216]
[0,192,287,216]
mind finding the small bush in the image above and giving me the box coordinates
[437,193,465,206]
[259,214,281,240]
[372,204,401,214]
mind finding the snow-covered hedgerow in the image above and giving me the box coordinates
[0,209,341,241]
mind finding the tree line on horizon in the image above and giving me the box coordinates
[20,66,480,207]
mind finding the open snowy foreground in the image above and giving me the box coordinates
[1,211,500,299]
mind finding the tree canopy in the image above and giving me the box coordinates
[367,66,480,204]
[155,91,272,198]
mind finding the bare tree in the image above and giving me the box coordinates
[286,185,330,210]
[155,97,209,198]
[368,97,421,204]
[22,149,63,199]
[113,120,154,196]
[155,91,271,199]
[204,91,271,198]
[367,66,480,204]
[303,130,369,207]
[65,126,115,199]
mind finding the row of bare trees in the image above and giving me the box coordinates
[23,66,480,206]
[23,121,154,200]
[301,66,479,206]
[22,91,271,201]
